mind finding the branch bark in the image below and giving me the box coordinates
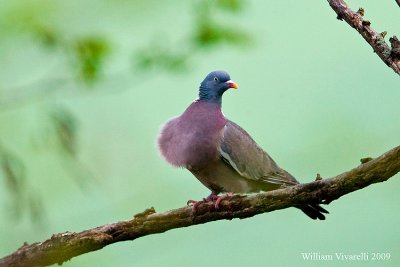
[1,145,399,267]
[328,0,400,75]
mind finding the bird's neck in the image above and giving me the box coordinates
[184,100,225,125]
[198,87,222,105]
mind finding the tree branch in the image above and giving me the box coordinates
[1,145,399,267]
[328,0,400,75]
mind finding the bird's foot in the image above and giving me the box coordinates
[187,199,203,214]
[213,192,233,209]
[187,195,215,213]
[187,193,233,213]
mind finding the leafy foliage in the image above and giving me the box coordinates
[50,107,78,156]
[193,0,250,47]
[72,37,110,83]
[0,0,250,223]
[0,145,44,222]
[135,0,250,72]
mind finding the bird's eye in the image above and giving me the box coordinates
[214,77,218,81]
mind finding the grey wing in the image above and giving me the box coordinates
[220,120,298,186]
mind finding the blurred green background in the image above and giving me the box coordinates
[0,0,399,266]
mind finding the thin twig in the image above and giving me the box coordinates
[1,145,399,267]
[328,0,400,75]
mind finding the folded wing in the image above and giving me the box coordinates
[220,120,298,186]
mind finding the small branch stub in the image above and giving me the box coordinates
[390,36,400,58]
[360,157,373,164]
[356,8,364,16]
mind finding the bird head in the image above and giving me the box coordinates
[199,70,238,103]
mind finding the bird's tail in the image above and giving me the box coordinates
[298,204,329,220]
[280,171,329,220]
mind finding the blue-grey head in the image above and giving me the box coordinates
[198,70,238,103]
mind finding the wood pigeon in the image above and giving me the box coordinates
[157,70,328,220]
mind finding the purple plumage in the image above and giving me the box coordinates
[158,101,226,169]
[157,70,329,220]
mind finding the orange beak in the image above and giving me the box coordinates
[226,80,238,89]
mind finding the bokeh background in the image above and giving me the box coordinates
[0,0,399,266]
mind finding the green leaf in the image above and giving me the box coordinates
[50,107,78,156]
[216,0,244,12]
[193,21,251,47]
[72,37,110,83]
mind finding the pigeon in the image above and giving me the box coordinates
[157,70,328,220]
